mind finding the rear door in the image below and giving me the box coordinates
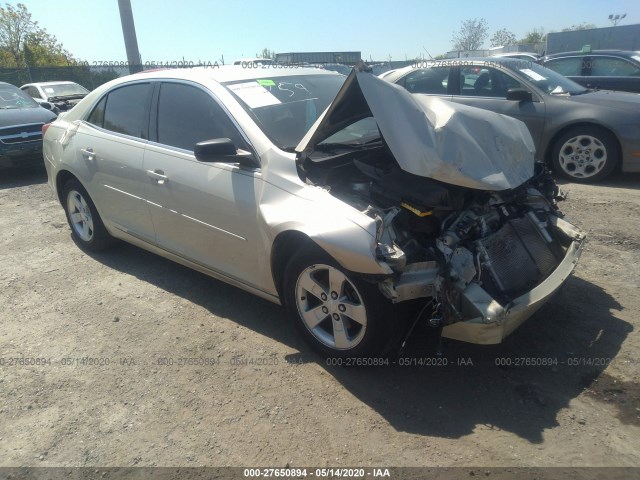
[72,82,155,240]
[396,67,453,98]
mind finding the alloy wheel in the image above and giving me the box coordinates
[295,264,367,350]
[67,190,94,242]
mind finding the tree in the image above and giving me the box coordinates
[562,23,597,32]
[490,28,517,47]
[0,2,76,67]
[520,27,546,45]
[452,18,489,51]
[258,47,274,59]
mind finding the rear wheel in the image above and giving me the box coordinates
[62,179,114,252]
[283,247,394,359]
[551,126,619,182]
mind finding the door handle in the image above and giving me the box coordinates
[146,169,169,185]
[81,147,95,161]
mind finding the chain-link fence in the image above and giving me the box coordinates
[0,65,132,89]
[0,61,413,90]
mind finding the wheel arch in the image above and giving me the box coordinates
[543,122,622,169]
[270,230,316,303]
[55,169,80,205]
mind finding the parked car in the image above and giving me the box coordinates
[490,52,542,62]
[0,82,57,168]
[42,66,585,358]
[20,81,90,113]
[541,50,640,93]
[383,58,640,182]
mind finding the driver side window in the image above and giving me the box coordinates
[156,83,246,152]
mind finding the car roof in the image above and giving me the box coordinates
[380,57,541,84]
[20,81,84,89]
[545,50,640,58]
[123,65,342,84]
[413,57,527,64]
[490,52,540,57]
[390,57,522,71]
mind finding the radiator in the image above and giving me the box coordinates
[476,216,558,299]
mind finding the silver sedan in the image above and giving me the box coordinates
[43,65,585,358]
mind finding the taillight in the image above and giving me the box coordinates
[42,123,51,137]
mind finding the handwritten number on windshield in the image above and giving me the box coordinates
[277,82,312,98]
[278,82,295,97]
[295,83,312,96]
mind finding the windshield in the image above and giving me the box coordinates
[223,74,345,150]
[41,83,89,99]
[504,61,587,95]
[0,86,38,109]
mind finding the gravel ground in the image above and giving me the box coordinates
[1,166,639,469]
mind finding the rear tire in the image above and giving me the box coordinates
[62,179,114,252]
[551,126,619,182]
[283,246,395,360]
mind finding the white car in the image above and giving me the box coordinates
[21,81,89,112]
[42,65,585,358]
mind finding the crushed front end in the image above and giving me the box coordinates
[300,150,585,345]
[373,165,586,344]
[296,68,585,345]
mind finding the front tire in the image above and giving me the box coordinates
[551,126,619,182]
[62,179,114,252]
[283,247,394,359]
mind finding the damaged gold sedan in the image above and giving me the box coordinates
[43,64,585,358]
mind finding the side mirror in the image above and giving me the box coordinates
[40,101,55,111]
[506,88,533,102]
[194,138,259,168]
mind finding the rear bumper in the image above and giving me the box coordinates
[442,217,586,344]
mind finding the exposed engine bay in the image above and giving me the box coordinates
[298,144,583,334]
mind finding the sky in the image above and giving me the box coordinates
[23,0,640,63]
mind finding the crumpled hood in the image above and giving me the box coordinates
[296,70,536,191]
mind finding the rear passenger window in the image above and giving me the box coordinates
[156,83,245,151]
[403,68,450,94]
[102,83,152,138]
[87,96,106,127]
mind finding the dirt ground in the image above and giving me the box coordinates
[1,165,639,469]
